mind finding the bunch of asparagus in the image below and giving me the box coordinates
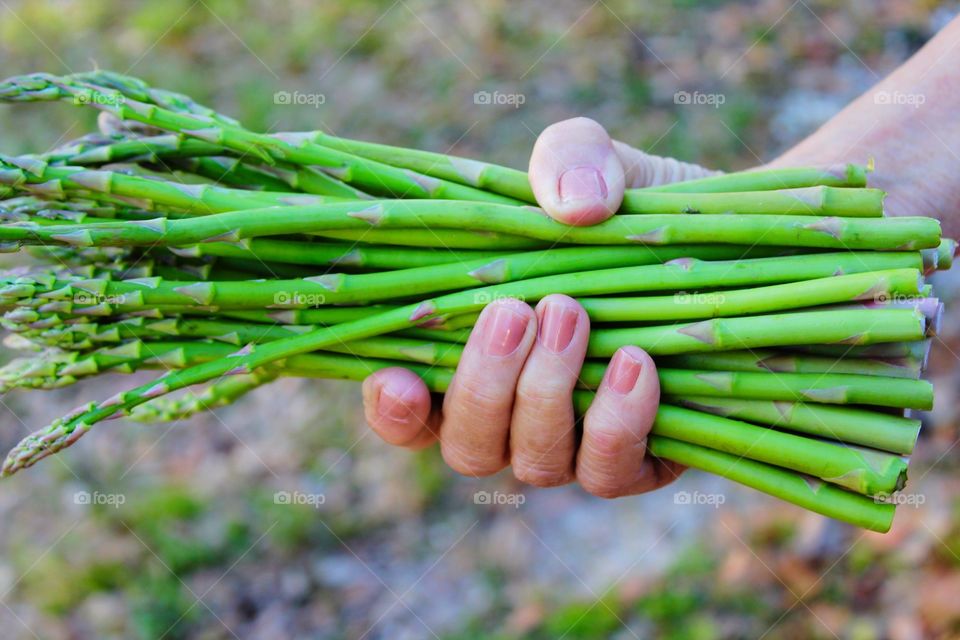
[0,71,952,532]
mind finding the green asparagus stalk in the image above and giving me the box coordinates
[789,340,931,362]
[0,73,522,204]
[1,74,884,216]
[7,315,932,409]
[311,227,549,250]
[645,438,894,532]
[48,336,890,529]
[938,238,957,269]
[0,200,941,250]
[0,247,928,476]
[2,334,909,497]
[619,404,908,496]
[643,163,871,193]
[126,369,279,423]
[586,309,926,357]
[577,269,922,323]
[45,131,372,200]
[674,396,920,454]
[0,156,315,213]
[0,253,924,311]
[283,131,870,198]
[658,350,923,379]
[47,72,876,201]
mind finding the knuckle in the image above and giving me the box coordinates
[515,377,573,410]
[441,440,504,477]
[584,425,627,461]
[578,472,624,499]
[512,454,572,487]
[447,376,513,420]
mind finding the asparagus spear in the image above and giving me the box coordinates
[0,254,924,311]
[658,350,923,379]
[0,279,927,477]
[281,131,871,198]
[674,396,920,454]
[0,73,522,204]
[0,200,941,249]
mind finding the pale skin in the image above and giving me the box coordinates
[361,16,960,497]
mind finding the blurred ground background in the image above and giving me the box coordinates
[1,0,960,638]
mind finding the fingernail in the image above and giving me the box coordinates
[483,304,528,356]
[558,166,607,202]
[539,303,578,353]
[379,387,413,422]
[607,349,642,394]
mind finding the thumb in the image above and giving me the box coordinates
[529,117,721,225]
[528,117,625,226]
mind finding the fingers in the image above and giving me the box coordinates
[612,140,721,188]
[528,117,626,225]
[362,367,439,450]
[440,298,537,476]
[510,295,590,487]
[577,346,671,498]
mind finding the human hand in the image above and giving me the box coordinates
[361,117,714,496]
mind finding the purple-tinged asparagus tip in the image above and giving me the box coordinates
[626,228,668,244]
[804,217,843,239]
[267,310,298,324]
[202,229,242,243]
[449,157,486,186]
[416,315,449,329]
[772,401,793,420]
[330,249,362,267]
[51,230,94,246]
[225,365,251,376]
[229,344,255,357]
[403,169,441,194]
[347,204,385,225]
[130,218,168,234]
[468,259,508,284]
[143,383,171,399]
[304,274,344,291]
[665,257,696,271]
[677,320,717,345]
[409,301,437,323]
[694,372,734,392]
[99,393,126,409]
[174,282,216,305]
[182,128,223,144]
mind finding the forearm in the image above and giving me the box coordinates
[773,16,960,235]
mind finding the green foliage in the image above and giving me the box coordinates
[540,596,624,639]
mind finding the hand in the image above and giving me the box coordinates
[361,117,712,497]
